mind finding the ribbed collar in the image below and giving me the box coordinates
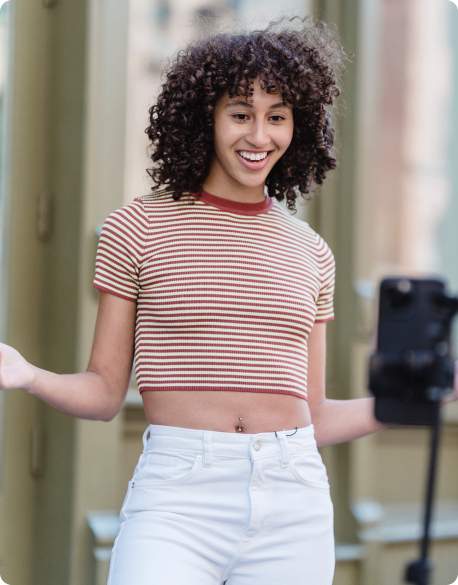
[196,190,273,216]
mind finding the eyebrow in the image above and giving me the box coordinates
[225,100,289,109]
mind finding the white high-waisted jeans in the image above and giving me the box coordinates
[107,423,335,585]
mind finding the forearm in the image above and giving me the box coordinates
[24,366,114,421]
[311,397,389,447]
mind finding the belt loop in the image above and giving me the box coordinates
[275,432,290,468]
[202,430,214,467]
[142,425,151,451]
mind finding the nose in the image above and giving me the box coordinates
[246,119,271,148]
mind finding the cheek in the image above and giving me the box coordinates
[214,125,241,156]
[281,123,294,149]
[214,120,232,145]
[276,130,294,154]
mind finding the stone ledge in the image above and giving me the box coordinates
[353,499,458,543]
[335,544,365,562]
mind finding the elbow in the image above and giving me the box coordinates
[310,418,325,449]
[96,393,121,422]
[308,399,327,447]
[101,403,120,422]
[308,397,327,424]
[100,412,114,422]
[90,371,122,422]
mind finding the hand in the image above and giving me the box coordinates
[0,342,36,391]
[441,359,458,405]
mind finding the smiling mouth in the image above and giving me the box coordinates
[235,150,273,170]
[237,150,273,160]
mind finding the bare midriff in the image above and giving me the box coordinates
[141,390,313,433]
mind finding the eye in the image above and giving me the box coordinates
[270,115,287,122]
[231,113,248,121]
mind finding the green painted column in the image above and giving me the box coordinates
[310,0,362,543]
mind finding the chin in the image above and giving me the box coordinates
[234,168,271,185]
[235,178,267,189]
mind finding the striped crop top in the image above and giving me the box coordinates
[92,189,336,401]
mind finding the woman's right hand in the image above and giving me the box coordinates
[0,342,36,390]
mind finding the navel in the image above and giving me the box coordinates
[234,416,247,433]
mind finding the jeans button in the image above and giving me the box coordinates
[253,440,262,451]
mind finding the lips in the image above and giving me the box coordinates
[236,151,272,171]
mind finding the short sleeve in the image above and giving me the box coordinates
[92,197,146,302]
[314,235,336,323]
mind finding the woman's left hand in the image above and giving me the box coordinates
[441,360,458,405]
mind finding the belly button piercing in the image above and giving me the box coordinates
[235,417,247,433]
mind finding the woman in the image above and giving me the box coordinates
[1,15,457,585]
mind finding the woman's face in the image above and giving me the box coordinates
[204,77,294,198]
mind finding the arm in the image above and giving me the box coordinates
[307,322,458,448]
[310,395,388,448]
[9,198,145,420]
[307,321,390,448]
[25,368,113,421]
[1,291,136,422]
[0,344,113,421]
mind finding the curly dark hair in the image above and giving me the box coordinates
[144,15,350,214]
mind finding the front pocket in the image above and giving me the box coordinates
[132,449,202,488]
[287,450,330,490]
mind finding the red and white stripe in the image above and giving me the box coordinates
[93,189,335,401]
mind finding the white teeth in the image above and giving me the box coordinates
[238,151,269,161]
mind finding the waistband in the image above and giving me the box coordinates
[140,423,318,465]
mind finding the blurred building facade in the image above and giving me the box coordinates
[0,1,457,584]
